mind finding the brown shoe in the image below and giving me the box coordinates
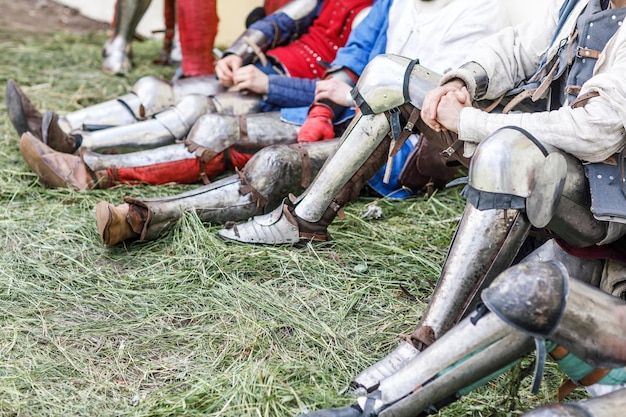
[5,80,43,139]
[96,202,139,247]
[19,132,109,190]
[42,110,80,154]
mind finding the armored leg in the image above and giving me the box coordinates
[102,0,152,76]
[96,140,339,246]
[6,76,225,142]
[47,90,264,154]
[351,126,611,392]
[218,56,457,244]
[218,111,393,244]
[483,261,626,368]
[301,312,534,417]
[303,255,626,417]
[21,112,299,191]
[44,94,213,154]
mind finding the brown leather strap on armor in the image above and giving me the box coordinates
[532,59,560,102]
[238,114,250,142]
[382,106,421,183]
[504,89,537,114]
[291,143,312,188]
[237,168,268,209]
[558,368,611,402]
[408,325,436,351]
[549,345,569,360]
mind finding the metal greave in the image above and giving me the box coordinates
[116,0,152,41]
[58,94,142,133]
[293,112,390,223]
[57,76,225,134]
[484,260,626,368]
[185,111,299,157]
[352,202,531,392]
[354,312,533,416]
[79,94,212,153]
[419,205,531,339]
[553,277,626,368]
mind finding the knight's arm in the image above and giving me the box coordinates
[223,0,322,65]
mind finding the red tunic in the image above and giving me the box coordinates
[268,0,372,79]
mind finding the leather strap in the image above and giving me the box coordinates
[532,59,560,102]
[503,88,537,114]
[570,90,600,108]
[558,367,611,401]
[576,46,601,59]
[238,115,249,142]
[549,345,569,360]
[292,143,312,188]
[237,169,268,209]
[382,106,421,183]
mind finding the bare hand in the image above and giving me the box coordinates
[232,65,270,94]
[314,79,352,106]
[215,55,243,87]
[421,79,467,132]
[435,87,472,133]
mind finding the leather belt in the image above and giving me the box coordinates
[576,46,601,59]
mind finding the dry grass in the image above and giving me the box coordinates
[0,28,584,417]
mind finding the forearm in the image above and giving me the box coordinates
[265,76,316,108]
[459,101,625,163]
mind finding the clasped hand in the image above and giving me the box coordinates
[421,80,472,133]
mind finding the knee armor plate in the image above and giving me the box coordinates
[354,54,440,115]
[469,127,568,228]
[122,75,176,119]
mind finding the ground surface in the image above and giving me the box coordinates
[0,0,108,35]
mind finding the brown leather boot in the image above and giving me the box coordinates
[5,80,43,139]
[96,202,140,247]
[19,132,110,190]
[42,110,80,154]
[294,205,336,241]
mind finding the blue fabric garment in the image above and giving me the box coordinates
[279,0,392,119]
[367,139,416,199]
[249,1,322,46]
[280,0,415,199]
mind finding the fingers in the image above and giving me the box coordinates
[215,56,242,87]
[421,88,447,131]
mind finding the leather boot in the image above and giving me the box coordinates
[96,202,142,247]
[19,132,110,190]
[42,111,80,154]
[5,80,43,139]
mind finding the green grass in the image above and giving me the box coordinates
[0,28,586,416]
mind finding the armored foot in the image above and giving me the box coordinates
[19,132,108,190]
[42,111,80,154]
[218,202,332,244]
[96,202,140,247]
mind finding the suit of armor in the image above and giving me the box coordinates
[89,0,508,247]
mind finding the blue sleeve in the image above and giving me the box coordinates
[265,75,317,108]
[249,1,324,47]
[332,0,391,75]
